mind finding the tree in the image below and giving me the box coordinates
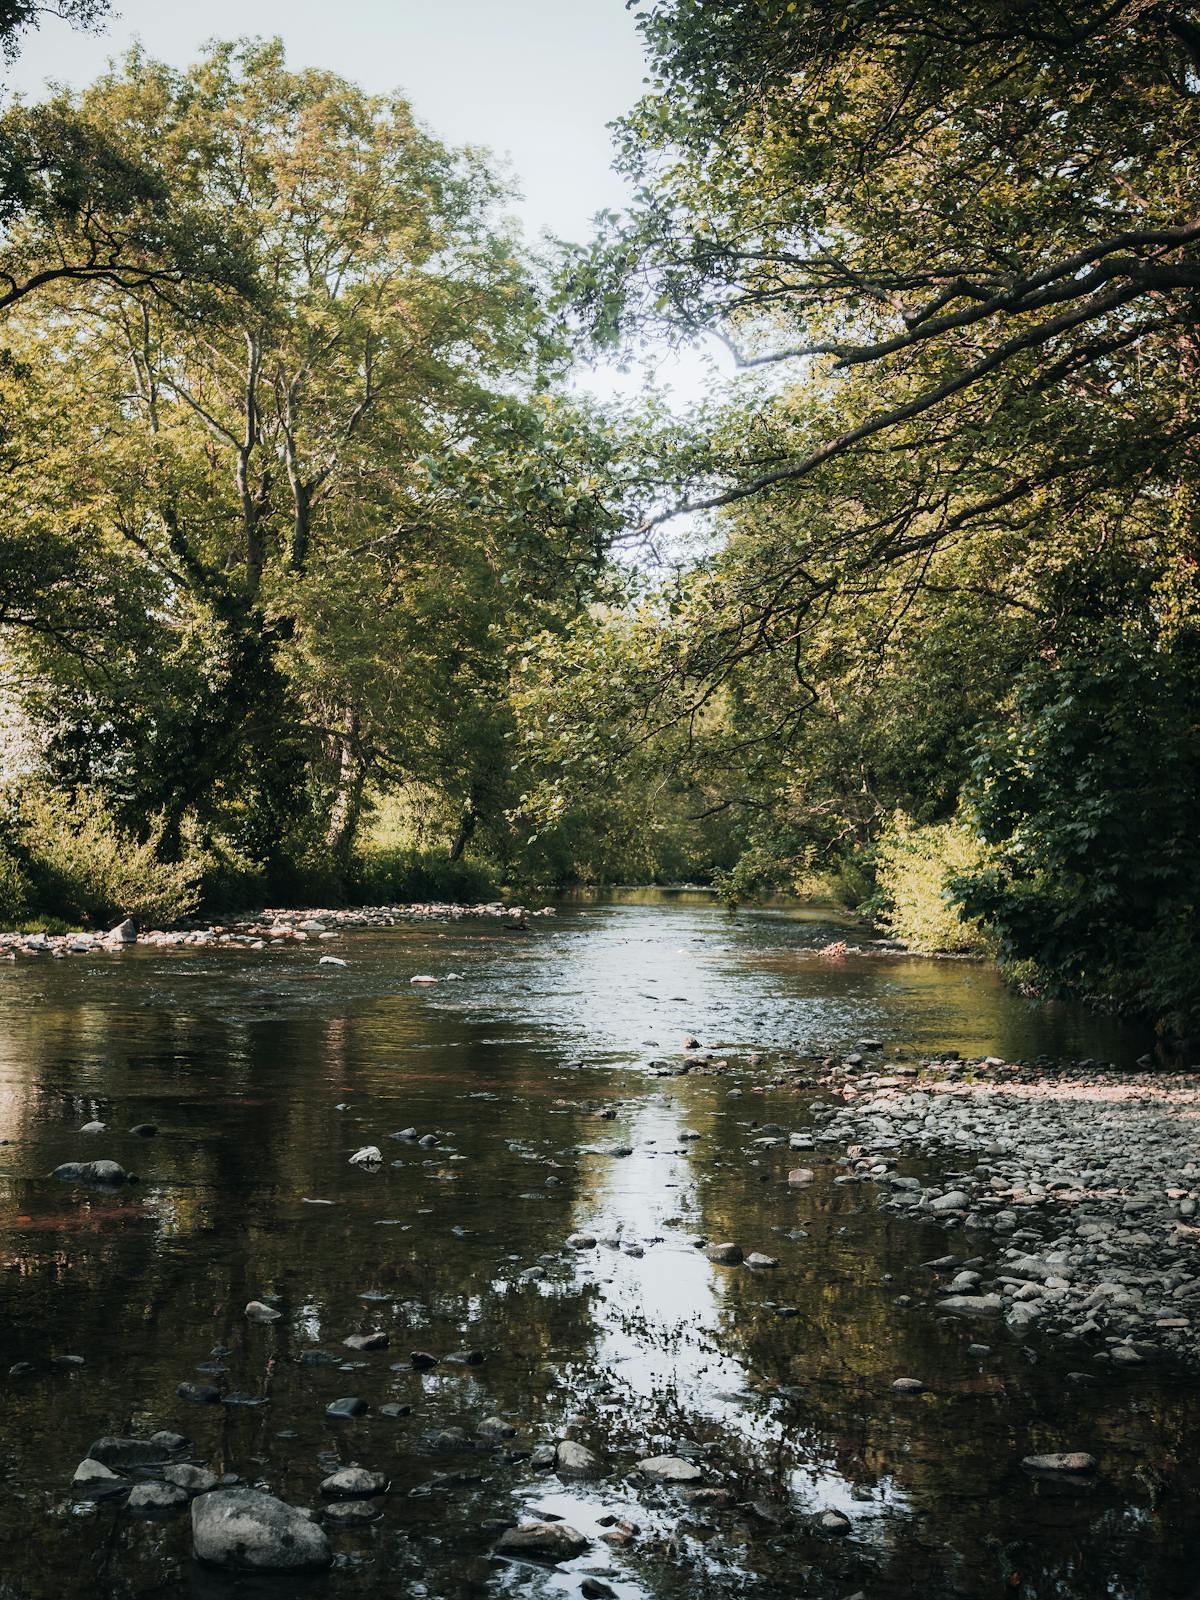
[1,41,622,883]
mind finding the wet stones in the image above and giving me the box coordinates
[891,1378,926,1394]
[177,1382,222,1404]
[191,1488,333,1572]
[1022,1452,1098,1475]
[52,1159,128,1184]
[326,1397,369,1418]
[348,1146,382,1167]
[343,1332,388,1351]
[937,1294,1002,1316]
[245,1300,281,1322]
[495,1521,589,1561]
[322,1498,382,1526]
[788,1167,815,1185]
[928,1189,971,1212]
[88,1436,174,1469]
[72,1459,128,1500]
[164,1463,220,1494]
[477,1416,517,1441]
[319,1467,389,1497]
[409,1350,439,1371]
[637,1455,703,1483]
[567,1233,597,1249]
[816,1508,852,1535]
[704,1242,743,1265]
[128,1482,190,1516]
[555,1439,603,1479]
[746,1252,779,1268]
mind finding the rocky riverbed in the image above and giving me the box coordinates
[730,1048,1200,1369]
[0,899,555,958]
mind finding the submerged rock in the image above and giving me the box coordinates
[245,1300,281,1322]
[191,1488,333,1571]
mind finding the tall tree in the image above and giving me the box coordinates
[1,42,620,875]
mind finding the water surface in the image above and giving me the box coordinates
[0,895,1192,1600]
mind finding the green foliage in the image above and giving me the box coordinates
[347,848,495,907]
[873,814,990,954]
[0,835,30,925]
[11,787,199,926]
[953,624,1200,1030]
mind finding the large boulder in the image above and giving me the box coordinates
[191,1488,332,1572]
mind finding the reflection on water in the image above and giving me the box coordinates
[0,894,1192,1599]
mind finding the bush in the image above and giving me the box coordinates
[0,839,31,927]
[17,788,199,927]
[347,846,496,905]
[873,813,991,953]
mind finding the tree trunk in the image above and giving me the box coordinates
[325,708,364,866]
[447,799,477,862]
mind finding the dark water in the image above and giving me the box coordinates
[0,893,1194,1600]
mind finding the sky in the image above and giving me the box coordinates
[2,0,723,403]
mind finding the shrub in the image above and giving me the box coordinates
[873,813,991,953]
[348,846,496,905]
[17,788,199,927]
[0,839,31,927]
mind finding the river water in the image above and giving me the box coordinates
[0,892,1195,1599]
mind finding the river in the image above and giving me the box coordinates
[0,891,1195,1599]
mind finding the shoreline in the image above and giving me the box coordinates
[763,1048,1200,1371]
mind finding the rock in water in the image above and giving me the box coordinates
[1022,1452,1098,1475]
[164,1463,220,1494]
[937,1294,1002,1315]
[637,1455,703,1483]
[495,1521,589,1561]
[555,1439,603,1479]
[892,1377,926,1394]
[349,1146,382,1167]
[191,1488,333,1571]
[318,1467,388,1498]
[105,919,137,945]
[817,1508,851,1535]
[52,1159,127,1184]
[245,1301,281,1322]
[705,1242,743,1265]
[72,1459,128,1500]
[326,1396,368,1418]
[128,1482,190,1516]
[87,1437,172,1469]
